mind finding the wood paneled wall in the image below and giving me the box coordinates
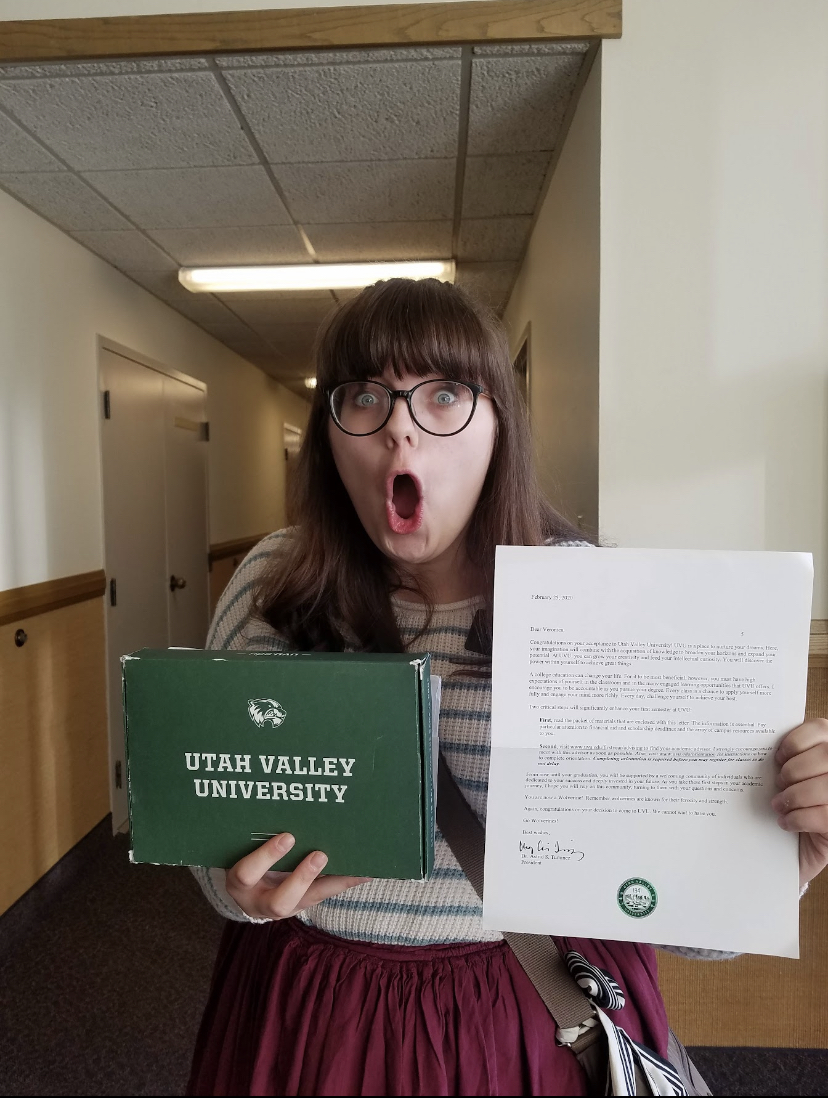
[0,596,109,917]
[208,534,267,616]
[659,654,828,1048]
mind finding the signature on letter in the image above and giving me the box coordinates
[520,839,585,862]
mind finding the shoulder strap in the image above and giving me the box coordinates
[436,756,597,1033]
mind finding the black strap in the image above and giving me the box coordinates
[436,756,598,1034]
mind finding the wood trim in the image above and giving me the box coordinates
[209,534,268,566]
[0,0,621,64]
[0,570,106,628]
[811,620,828,658]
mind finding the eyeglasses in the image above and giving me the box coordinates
[327,379,490,437]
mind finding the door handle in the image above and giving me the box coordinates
[170,575,187,592]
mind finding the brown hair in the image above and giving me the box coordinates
[255,278,584,651]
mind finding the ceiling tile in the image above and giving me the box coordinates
[0,73,256,171]
[456,261,518,311]
[148,225,309,265]
[0,58,210,78]
[254,323,322,350]
[468,54,583,156]
[198,318,262,342]
[71,229,176,270]
[472,43,589,56]
[457,216,533,262]
[224,60,461,163]
[0,171,131,230]
[125,269,239,324]
[84,166,292,229]
[0,111,63,170]
[276,160,455,223]
[304,220,452,262]
[218,291,334,326]
[216,47,461,68]
[462,154,549,218]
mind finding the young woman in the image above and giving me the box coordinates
[189,278,828,1097]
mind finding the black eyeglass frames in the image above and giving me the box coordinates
[327,379,491,437]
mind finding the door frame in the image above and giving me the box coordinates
[96,336,208,829]
[0,1,620,64]
[97,336,207,396]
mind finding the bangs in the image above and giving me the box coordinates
[315,278,507,392]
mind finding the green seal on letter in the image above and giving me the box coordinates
[617,878,658,918]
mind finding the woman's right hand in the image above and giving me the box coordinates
[226,832,369,920]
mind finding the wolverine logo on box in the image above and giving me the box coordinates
[247,698,287,728]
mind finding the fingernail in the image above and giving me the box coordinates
[278,833,295,850]
[309,852,327,871]
[777,815,790,830]
[770,794,783,811]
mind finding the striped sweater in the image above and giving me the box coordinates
[191,530,741,959]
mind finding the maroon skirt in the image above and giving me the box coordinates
[188,919,669,1097]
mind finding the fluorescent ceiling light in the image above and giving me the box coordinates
[179,260,455,293]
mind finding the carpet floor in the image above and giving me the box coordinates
[0,820,825,1096]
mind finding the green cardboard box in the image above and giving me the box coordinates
[122,649,435,879]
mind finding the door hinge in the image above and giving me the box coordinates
[115,760,122,789]
[103,390,111,419]
[200,421,210,442]
[109,577,117,607]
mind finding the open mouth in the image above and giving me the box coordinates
[386,472,423,534]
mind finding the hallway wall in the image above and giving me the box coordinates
[0,188,308,916]
[599,0,828,617]
[0,187,309,594]
[502,56,600,537]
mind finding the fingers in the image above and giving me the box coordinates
[258,850,329,919]
[776,717,828,767]
[777,805,828,834]
[772,774,828,818]
[777,741,828,789]
[295,875,371,910]
[228,832,296,890]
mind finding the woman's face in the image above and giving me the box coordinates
[328,367,497,574]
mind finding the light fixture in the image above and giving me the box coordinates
[179,260,455,294]
[304,377,317,390]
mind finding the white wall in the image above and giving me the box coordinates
[0,187,309,590]
[600,0,828,616]
[503,58,600,536]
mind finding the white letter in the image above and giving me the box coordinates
[289,783,304,801]
[185,753,200,771]
[271,782,288,800]
[259,755,275,774]
[211,780,227,798]
[323,758,338,776]
[256,781,271,799]
[238,781,254,799]
[235,754,251,772]
[332,785,347,803]
[202,753,217,771]
[194,779,209,797]
[339,759,355,777]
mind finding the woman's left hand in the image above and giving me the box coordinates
[772,717,828,888]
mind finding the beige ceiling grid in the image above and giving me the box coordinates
[0,43,588,396]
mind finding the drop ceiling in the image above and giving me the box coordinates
[0,42,589,397]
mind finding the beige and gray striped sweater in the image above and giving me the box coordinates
[191,530,743,958]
